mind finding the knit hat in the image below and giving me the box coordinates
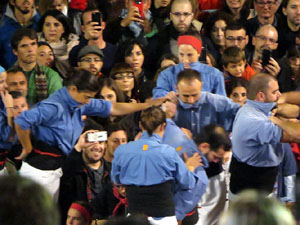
[77,46,104,62]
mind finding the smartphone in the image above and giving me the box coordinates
[92,12,101,31]
[261,49,272,67]
[87,131,107,142]
[132,0,144,19]
[199,45,207,64]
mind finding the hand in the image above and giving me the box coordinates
[162,101,177,118]
[84,21,102,40]
[147,97,168,107]
[120,5,143,27]
[251,59,263,74]
[140,18,152,34]
[165,91,178,104]
[184,152,203,172]
[74,130,100,152]
[0,90,13,108]
[265,57,280,77]
[130,99,137,103]
[15,148,30,160]
[269,116,281,125]
[180,127,192,139]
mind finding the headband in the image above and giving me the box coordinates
[70,203,91,222]
[0,66,5,75]
[177,35,202,54]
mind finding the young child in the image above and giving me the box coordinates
[222,46,255,81]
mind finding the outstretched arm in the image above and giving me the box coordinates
[14,123,32,160]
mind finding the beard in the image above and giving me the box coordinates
[14,2,32,14]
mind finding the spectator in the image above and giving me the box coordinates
[69,8,118,75]
[67,201,94,225]
[60,119,110,223]
[110,62,138,101]
[37,41,71,79]
[159,53,179,68]
[37,9,79,61]
[11,28,63,104]
[0,0,40,69]
[6,67,28,98]
[0,175,60,225]
[220,0,251,22]
[226,77,248,106]
[77,45,104,77]
[222,46,255,84]
[250,24,281,77]
[219,190,296,225]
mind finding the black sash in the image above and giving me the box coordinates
[126,180,175,217]
[229,156,278,194]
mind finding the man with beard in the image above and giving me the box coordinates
[59,119,111,223]
[0,0,40,69]
[77,45,104,77]
[250,24,281,77]
[11,28,62,104]
[229,73,300,199]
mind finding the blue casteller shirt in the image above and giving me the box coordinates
[14,87,112,155]
[162,119,208,220]
[153,62,226,98]
[111,132,198,189]
[0,99,12,149]
[232,100,284,167]
[174,92,240,136]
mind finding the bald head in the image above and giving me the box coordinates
[255,24,278,40]
[252,24,278,53]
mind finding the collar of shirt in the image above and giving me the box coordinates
[141,131,162,143]
[178,94,203,109]
[59,87,82,113]
[246,99,276,116]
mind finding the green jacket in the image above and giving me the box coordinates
[24,65,63,104]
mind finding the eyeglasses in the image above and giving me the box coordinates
[225,36,246,42]
[255,1,277,6]
[81,57,102,63]
[255,35,277,44]
[113,73,134,80]
[171,12,193,18]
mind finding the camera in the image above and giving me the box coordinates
[87,131,107,142]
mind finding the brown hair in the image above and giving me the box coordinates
[140,106,166,136]
[222,46,245,67]
[247,73,277,100]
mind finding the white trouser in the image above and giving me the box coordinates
[19,161,63,202]
[0,167,8,176]
[148,216,178,225]
[196,171,227,225]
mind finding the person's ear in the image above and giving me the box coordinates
[197,142,210,154]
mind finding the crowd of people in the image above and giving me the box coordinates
[0,0,300,224]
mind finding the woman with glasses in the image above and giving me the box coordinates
[110,62,139,102]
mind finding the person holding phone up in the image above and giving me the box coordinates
[103,0,157,46]
[251,24,281,77]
